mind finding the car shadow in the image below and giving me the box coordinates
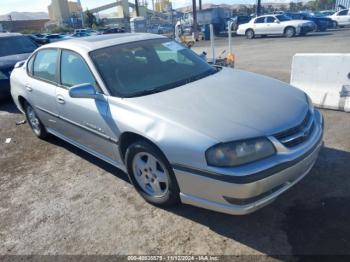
[42,135,350,255]
[260,33,334,39]
[47,135,131,184]
[164,146,350,256]
[0,99,20,114]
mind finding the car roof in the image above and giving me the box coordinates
[0,32,23,38]
[41,33,166,54]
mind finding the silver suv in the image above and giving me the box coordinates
[11,34,324,215]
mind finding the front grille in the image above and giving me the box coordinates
[274,110,314,148]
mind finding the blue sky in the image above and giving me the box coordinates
[0,0,294,15]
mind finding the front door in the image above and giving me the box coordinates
[55,49,120,163]
[265,16,282,34]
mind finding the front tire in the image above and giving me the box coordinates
[125,141,180,207]
[24,102,48,139]
[285,27,296,38]
[245,29,255,39]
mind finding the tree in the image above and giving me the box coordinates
[84,10,97,28]
[306,0,336,10]
[289,2,297,11]
[297,2,304,11]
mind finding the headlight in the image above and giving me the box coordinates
[0,70,8,80]
[206,137,276,167]
[305,93,314,113]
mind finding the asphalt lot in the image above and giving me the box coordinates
[1,29,350,257]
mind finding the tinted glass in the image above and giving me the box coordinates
[266,16,276,23]
[276,15,291,21]
[338,10,348,16]
[33,49,58,82]
[255,17,265,23]
[90,39,216,98]
[60,50,97,88]
[0,36,37,57]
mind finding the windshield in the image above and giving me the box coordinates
[276,15,292,21]
[0,36,38,57]
[90,38,217,98]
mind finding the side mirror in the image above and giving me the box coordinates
[274,20,280,24]
[69,83,97,99]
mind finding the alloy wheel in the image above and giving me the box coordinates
[132,152,169,198]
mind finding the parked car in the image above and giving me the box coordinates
[102,28,125,34]
[28,34,50,45]
[319,10,336,16]
[285,12,333,31]
[0,33,38,100]
[10,34,324,215]
[237,14,316,39]
[45,34,67,43]
[328,9,350,27]
[70,32,91,38]
[227,15,251,32]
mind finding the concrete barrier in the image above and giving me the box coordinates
[290,53,350,112]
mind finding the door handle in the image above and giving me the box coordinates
[56,96,65,104]
[25,84,32,92]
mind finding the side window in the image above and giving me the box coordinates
[338,10,348,16]
[255,17,265,24]
[60,50,97,88]
[27,54,35,76]
[33,49,58,83]
[266,16,276,23]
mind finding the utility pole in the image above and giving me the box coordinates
[192,0,198,39]
[199,0,202,10]
[77,0,84,28]
[256,0,262,16]
[135,0,140,16]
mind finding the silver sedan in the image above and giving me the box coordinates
[10,34,324,215]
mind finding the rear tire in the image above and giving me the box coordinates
[285,27,296,38]
[24,101,48,139]
[245,29,255,39]
[125,140,180,207]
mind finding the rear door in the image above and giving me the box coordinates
[27,48,60,130]
[55,49,119,163]
[253,17,266,34]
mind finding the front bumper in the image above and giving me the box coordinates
[173,110,324,215]
[299,25,316,34]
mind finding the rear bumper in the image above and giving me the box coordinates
[173,111,324,215]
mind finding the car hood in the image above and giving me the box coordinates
[123,68,308,142]
[0,53,31,69]
[283,20,312,25]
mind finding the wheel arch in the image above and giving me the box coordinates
[245,28,254,34]
[119,131,169,164]
[284,25,296,33]
[17,95,28,112]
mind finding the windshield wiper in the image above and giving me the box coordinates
[125,87,164,98]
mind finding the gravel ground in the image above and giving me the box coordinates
[1,28,350,257]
